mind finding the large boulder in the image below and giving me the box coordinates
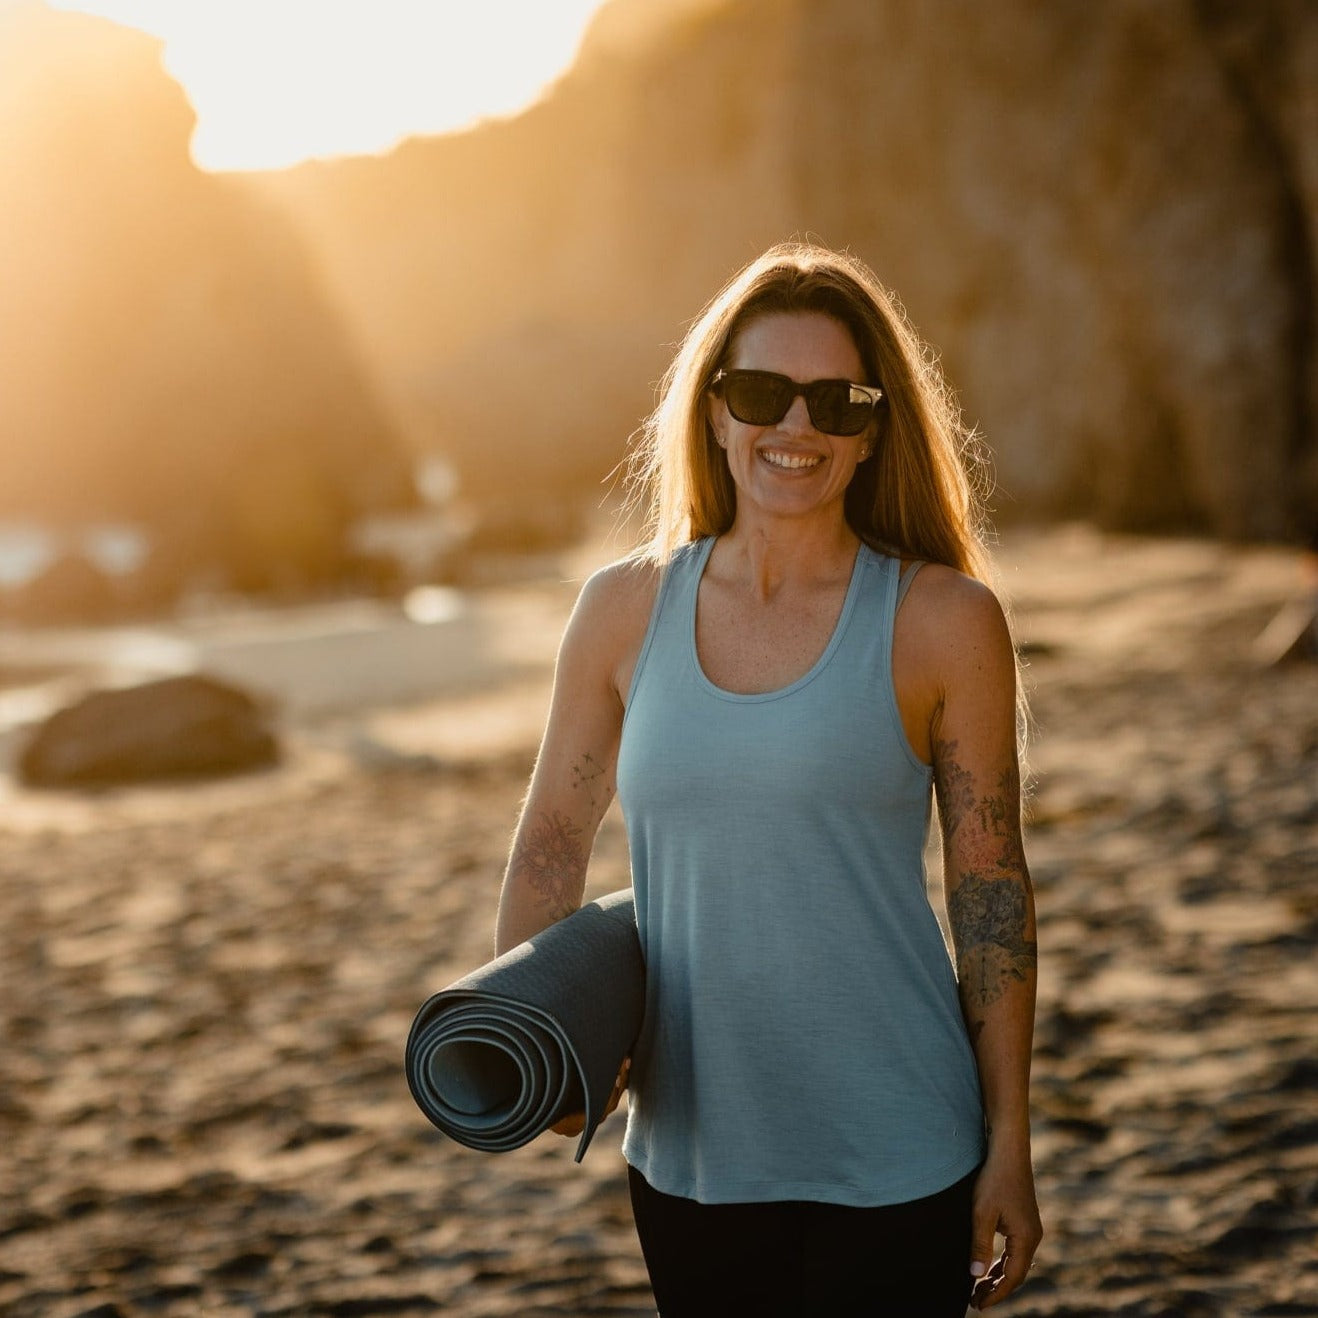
[17,675,279,788]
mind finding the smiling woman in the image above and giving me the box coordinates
[45,0,606,171]
[489,242,1043,1314]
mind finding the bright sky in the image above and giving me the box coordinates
[45,0,607,171]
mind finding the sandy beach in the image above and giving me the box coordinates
[0,524,1315,1317]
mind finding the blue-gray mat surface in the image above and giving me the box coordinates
[405,888,643,1161]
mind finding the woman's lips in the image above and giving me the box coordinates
[758,448,824,471]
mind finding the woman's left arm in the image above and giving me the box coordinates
[929,577,1042,1310]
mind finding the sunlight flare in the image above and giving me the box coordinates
[46,0,605,171]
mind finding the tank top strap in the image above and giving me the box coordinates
[896,559,926,613]
[624,538,711,710]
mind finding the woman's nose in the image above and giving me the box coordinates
[777,393,814,435]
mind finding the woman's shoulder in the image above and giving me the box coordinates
[578,552,664,615]
[561,553,666,701]
[900,560,1000,608]
[577,537,711,610]
[898,561,1012,659]
[563,553,663,653]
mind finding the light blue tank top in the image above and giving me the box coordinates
[616,537,985,1206]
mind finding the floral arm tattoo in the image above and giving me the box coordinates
[508,752,614,922]
[508,809,587,922]
[934,737,1037,1024]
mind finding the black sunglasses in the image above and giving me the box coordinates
[710,369,884,437]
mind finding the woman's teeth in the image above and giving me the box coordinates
[759,450,823,470]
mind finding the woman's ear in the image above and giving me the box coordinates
[857,418,878,461]
[865,407,887,456]
[706,393,727,448]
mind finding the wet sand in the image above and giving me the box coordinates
[0,525,1315,1316]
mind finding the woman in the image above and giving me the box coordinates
[496,242,1041,1314]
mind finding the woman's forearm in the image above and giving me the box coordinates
[947,866,1038,1139]
[932,715,1038,1142]
[495,738,618,953]
[495,804,592,952]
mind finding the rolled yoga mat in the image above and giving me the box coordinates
[405,888,643,1162]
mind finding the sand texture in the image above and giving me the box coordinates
[0,527,1315,1316]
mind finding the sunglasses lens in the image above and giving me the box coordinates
[723,374,792,426]
[806,382,873,436]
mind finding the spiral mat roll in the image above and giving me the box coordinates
[405,888,643,1162]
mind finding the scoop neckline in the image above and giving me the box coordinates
[687,536,871,703]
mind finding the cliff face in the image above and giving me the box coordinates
[0,4,412,590]
[771,0,1316,536]
[260,0,1316,539]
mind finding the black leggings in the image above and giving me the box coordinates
[628,1165,977,1317]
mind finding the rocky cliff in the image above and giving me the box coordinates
[0,3,413,592]
[259,0,1316,539]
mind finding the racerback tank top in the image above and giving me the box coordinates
[616,536,984,1205]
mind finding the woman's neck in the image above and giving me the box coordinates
[716,513,859,602]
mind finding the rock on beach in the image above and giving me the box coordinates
[16,673,279,788]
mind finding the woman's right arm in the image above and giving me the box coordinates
[494,559,656,953]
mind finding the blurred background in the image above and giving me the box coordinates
[1,0,1315,620]
[0,2,1315,1315]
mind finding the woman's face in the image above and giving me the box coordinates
[707,311,874,531]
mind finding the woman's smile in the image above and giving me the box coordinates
[758,446,825,471]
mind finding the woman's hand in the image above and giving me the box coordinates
[968,1138,1042,1309]
[551,1057,631,1137]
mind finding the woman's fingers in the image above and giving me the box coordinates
[552,1058,631,1138]
[970,1223,1042,1309]
[969,1208,997,1288]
